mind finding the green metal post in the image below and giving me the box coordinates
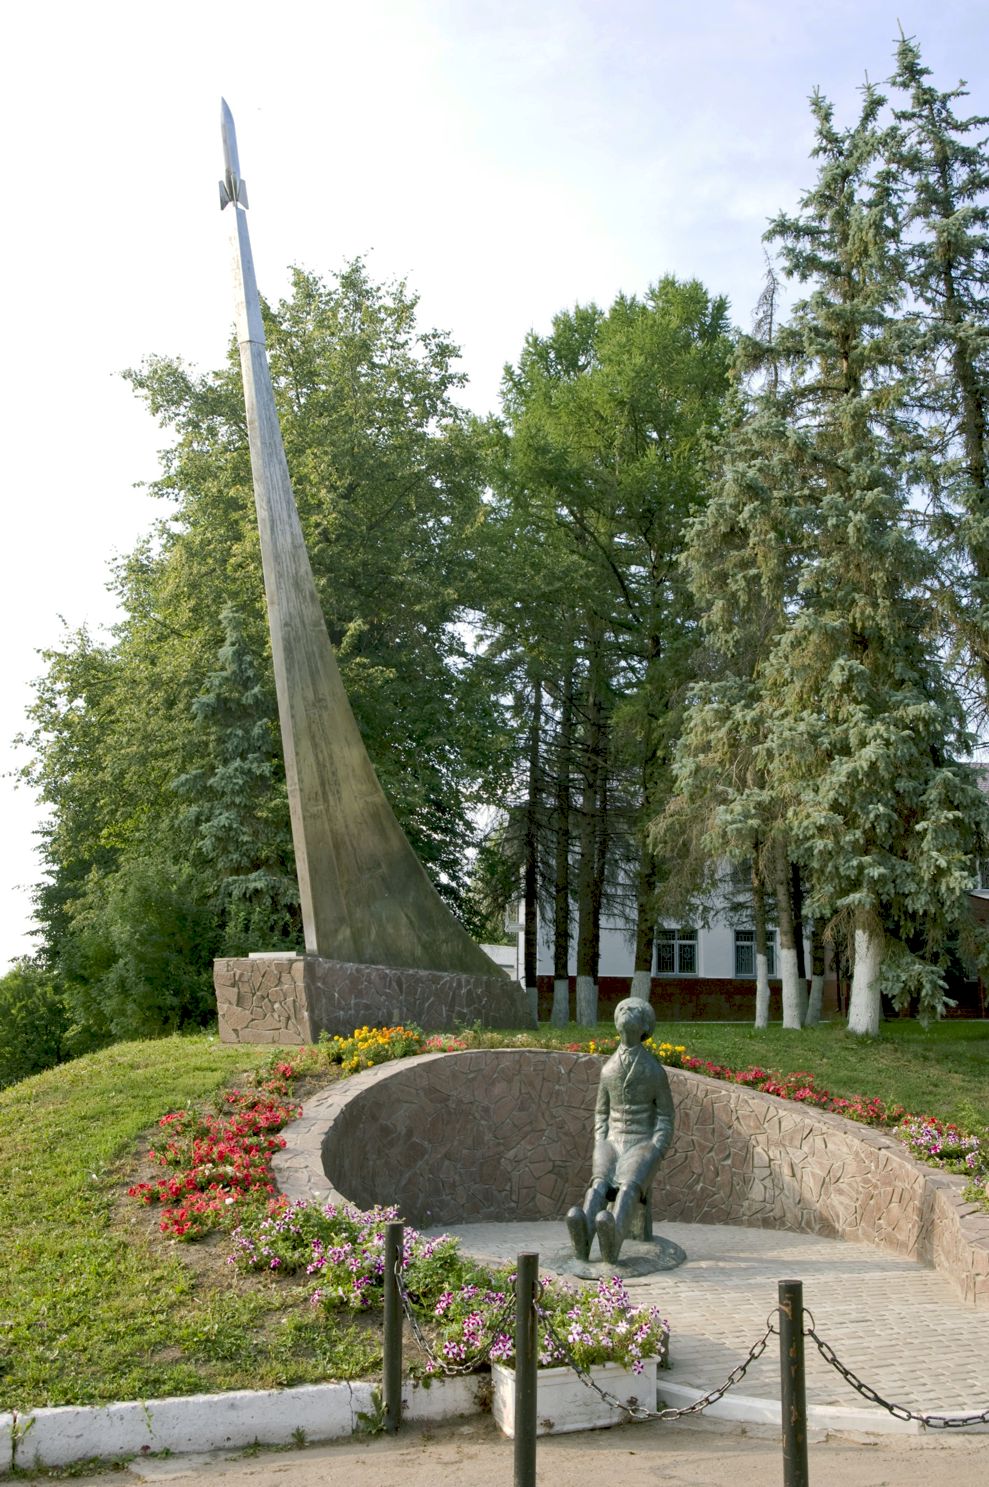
[514,1252,539,1487]
[383,1222,404,1433]
[779,1279,809,1487]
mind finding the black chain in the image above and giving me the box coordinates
[805,1324,989,1430]
[395,1271,989,1431]
[535,1303,778,1422]
[394,1262,518,1377]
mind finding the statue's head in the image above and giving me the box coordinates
[613,996,656,1043]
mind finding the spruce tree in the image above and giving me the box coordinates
[175,607,301,955]
[890,34,989,702]
[667,372,808,1030]
[674,82,989,1035]
[759,86,988,1033]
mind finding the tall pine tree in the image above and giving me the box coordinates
[673,83,989,1034]
[760,86,987,1032]
[890,34,989,704]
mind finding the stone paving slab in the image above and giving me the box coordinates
[427,1220,989,1423]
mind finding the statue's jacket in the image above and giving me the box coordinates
[592,1043,676,1190]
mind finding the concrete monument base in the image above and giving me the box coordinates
[214,954,532,1043]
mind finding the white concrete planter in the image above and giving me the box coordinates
[491,1358,658,1437]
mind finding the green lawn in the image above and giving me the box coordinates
[628,1018,987,1128]
[492,1017,989,1126]
[1,1018,986,1412]
[0,1037,380,1412]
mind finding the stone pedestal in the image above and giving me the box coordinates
[214,954,532,1043]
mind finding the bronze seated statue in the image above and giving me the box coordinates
[566,996,675,1265]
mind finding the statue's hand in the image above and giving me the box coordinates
[650,1117,674,1158]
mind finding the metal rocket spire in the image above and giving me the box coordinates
[218,101,500,977]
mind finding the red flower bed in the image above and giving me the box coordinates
[678,1056,907,1125]
[128,1078,300,1239]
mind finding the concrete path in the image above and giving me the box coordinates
[102,1416,989,1487]
[427,1220,989,1427]
[70,1415,989,1487]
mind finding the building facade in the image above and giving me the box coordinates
[513,863,842,1021]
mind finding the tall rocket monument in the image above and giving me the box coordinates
[218,100,502,981]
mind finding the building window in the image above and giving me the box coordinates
[734,928,776,978]
[656,928,697,975]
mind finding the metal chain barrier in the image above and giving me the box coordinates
[393,1251,989,1432]
[535,1301,779,1422]
[393,1260,519,1377]
[803,1312,989,1430]
[534,1292,989,1432]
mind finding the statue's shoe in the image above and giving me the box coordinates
[595,1209,620,1265]
[565,1206,590,1261]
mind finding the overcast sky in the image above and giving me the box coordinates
[3,0,988,971]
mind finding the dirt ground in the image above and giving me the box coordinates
[73,1414,989,1487]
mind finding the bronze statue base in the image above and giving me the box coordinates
[553,1234,687,1279]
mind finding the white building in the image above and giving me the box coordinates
[510,869,824,1021]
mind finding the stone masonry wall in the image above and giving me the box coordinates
[273,1050,989,1308]
[214,955,532,1042]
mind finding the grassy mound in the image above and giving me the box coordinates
[1,1020,986,1411]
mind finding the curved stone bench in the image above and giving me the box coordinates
[272,1049,989,1307]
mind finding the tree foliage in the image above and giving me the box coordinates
[667,63,989,1033]
[18,35,989,1042]
[483,280,732,1017]
[0,960,69,1089]
[22,263,504,1040]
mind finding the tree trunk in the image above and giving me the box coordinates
[630,624,664,1004]
[848,913,883,1035]
[790,862,806,978]
[790,861,809,1024]
[574,975,597,1025]
[575,782,599,1025]
[577,758,607,1026]
[522,678,542,1025]
[575,639,606,1027]
[550,668,573,1026]
[551,978,572,1023]
[631,847,657,1003]
[805,919,826,1026]
[629,969,652,1000]
[775,843,802,1029]
[752,854,771,1029]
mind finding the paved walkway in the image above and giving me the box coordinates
[426,1220,989,1428]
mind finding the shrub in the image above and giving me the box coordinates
[0,959,69,1089]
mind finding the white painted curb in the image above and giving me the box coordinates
[655,1381,988,1436]
[4,1376,483,1472]
[4,1370,983,1470]
[660,1379,922,1427]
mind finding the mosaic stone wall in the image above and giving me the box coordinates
[214,955,532,1042]
[272,1050,989,1308]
